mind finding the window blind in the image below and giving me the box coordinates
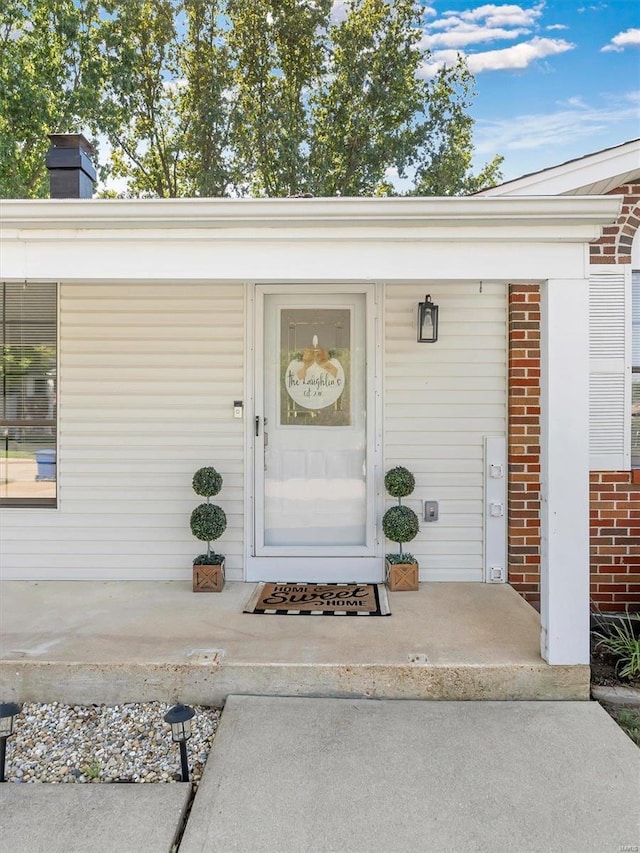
[1,281,57,505]
[1,282,57,423]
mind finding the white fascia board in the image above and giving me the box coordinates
[0,235,596,283]
[479,140,640,197]
[0,195,622,236]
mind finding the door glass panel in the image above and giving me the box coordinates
[263,294,367,548]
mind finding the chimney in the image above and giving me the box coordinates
[45,133,96,199]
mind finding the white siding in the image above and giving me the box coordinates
[384,282,507,582]
[2,283,245,580]
[4,280,507,583]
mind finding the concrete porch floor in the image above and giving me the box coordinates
[0,581,590,704]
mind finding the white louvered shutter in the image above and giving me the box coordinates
[589,268,630,470]
[632,271,640,467]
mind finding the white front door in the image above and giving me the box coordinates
[247,284,381,582]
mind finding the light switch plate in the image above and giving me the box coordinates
[424,501,438,522]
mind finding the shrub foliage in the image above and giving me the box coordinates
[384,466,415,499]
[192,466,223,498]
[383,466,419,562]
[595,612,640,680]
[191,466,226,561]
[190,503,227,543]
[382,505,419,548]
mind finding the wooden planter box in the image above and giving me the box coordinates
[385,559,419,592]
[193,559,225,592]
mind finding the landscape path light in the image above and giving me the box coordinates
[164,703,196,782]
[0,702,22,782]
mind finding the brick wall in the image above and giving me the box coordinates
[590,471,640,612]
[508,283,541,605]
[506,181,640,612]
[590,182,640,265]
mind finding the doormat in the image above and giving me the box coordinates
[244,583,391,616]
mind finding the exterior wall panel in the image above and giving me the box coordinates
[384,282,507,582]
[2,282,246,580]
[2,279,508,583]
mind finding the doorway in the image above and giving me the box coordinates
[246,284,382,581]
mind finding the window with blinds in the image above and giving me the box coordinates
[633,270,640,468]
[1,282,57,505]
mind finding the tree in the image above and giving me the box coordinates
[91,0,236,197]
[408,56,503,196]
[99,0,187,198]
[309,0,430,196]
[0,0,105,198]
[181,0,236,196]
[0,0,502,199]
[227,0,332,196]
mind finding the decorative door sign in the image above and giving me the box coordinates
[280,308,351,427]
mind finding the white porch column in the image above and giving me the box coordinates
[539,278,590,664]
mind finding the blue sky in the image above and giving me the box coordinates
[413,0,639,181]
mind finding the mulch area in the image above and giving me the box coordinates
[590,640,640,690]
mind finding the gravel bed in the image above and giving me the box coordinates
[4,702,220,784]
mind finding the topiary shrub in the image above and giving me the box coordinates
[190,466,227,565]
[192,466,222,498]
[383,466,419,563]
[385,466,415,499]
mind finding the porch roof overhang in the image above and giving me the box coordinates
[0,195,621,242]
[477,138,640,197]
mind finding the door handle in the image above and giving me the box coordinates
[255,416,260,437]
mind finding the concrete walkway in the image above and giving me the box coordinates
[2,696,638,853]
[0,783,191,853]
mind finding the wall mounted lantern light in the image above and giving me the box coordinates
[417,294,439,343]
[164,703,196,782]
[0,702,22,782]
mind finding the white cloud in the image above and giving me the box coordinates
[466,36,574,72]
[473,92,640,155]
[601,28,640,52]
[421,25,531,50]
[330,1,348,23]
[422,1,544,53]
[433,3,544,30]
[420,36,574,76]
[546,24,568,31]
[577,3,608,12]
